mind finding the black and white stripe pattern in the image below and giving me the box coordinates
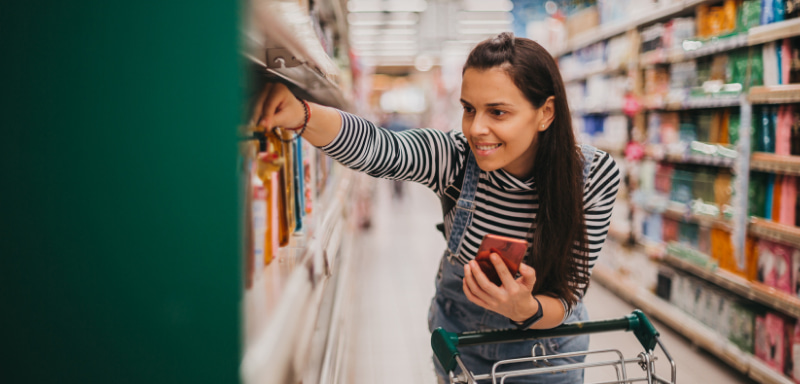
[322,112,620,318]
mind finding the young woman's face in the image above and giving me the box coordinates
[460,67,552,180]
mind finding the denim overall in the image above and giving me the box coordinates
[428,145,597,384]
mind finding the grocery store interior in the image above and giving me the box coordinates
[7,0,800,383]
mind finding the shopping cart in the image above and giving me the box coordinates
[431,310,676,384]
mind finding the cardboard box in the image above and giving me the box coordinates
[566,7,600,40]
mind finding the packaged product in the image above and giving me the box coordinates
[729,301,758,353]
[739,0,762,32]
[755,312,788,373]
[780,176,797,226]
[774,174,784,221]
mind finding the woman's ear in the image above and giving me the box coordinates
[538,96,556,132]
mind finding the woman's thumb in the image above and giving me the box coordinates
[518,263,537,290]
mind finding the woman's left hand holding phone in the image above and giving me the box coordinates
[253,82,343,148]
[463,254,540,324]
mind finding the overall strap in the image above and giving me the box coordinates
[579,144,597,186]
[445,152,480,263]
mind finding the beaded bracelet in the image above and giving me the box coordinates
[271,96,309,143]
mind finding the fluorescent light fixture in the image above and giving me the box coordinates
[347,12,419,26]
[457,28,510,35]
[350,39,417,46]
[461,0,513,12]
[350,28,417,36]
[348,19,417,26]
[458,19,512,25]
[347,0,428,13]
[357,50,419,57]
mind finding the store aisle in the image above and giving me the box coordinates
[343,179,754,384]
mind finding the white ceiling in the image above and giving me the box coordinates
[347,0,514,67]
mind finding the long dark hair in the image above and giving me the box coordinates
[463,32,589,307]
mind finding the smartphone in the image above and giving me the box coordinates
[475,234,529,286]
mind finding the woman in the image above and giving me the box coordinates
[255,32,620,383]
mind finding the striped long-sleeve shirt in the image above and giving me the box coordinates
[321,111,620,318]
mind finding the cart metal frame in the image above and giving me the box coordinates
[431,310,676,384]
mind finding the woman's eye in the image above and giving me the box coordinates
[491,109,506,117]
[462,106,475,114]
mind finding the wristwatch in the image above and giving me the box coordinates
[511,295,543,330]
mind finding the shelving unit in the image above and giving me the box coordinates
[663,253,800,318]
[749,85,800,105]
[239,1,358,384]
[558,2,800,383]
[749,217,800,249]
[750,152,800,176]
[242,0,350,110]
[593,264,795,384]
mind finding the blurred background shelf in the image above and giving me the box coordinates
[748,85,800,105]
[750,153,800,176]
[594,264,795,384]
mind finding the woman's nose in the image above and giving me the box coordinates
[469,116,490,135]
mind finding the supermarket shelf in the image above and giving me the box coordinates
[557,0,799,59]
[662,253,800,318]
[748,17,800,46]
[243,0,349,110]
[647,95,741,111]
[663,205,733,231]
[750,152,800,176]
[556,0,722,57]
[661,153,736,167]
[640,34,748,66]
[748,85,800,105]
[749,217,800,248]
[563,64,628,83]
[576,107,626,115]
[241,167,355,384]
[633,200,732,231]
[593,264,795,384]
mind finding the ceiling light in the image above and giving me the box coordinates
[461,0,513,12]
[347,0,428,13]
[458,19,512,25]
[357,50,419,57]
[351,28,417,36]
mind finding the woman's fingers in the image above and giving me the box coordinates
[462,271,490,308]
[469,260,503,295]
[490,253,516,288]
[464,264,495,306]
[517,263,537,291]
[251,83,273,126]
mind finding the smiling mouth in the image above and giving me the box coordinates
[475,143,502,151]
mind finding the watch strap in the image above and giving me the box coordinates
[511,295,543,330]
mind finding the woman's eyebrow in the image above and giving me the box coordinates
[485,102,512,107]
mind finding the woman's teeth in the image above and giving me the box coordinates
[476,144,501,151]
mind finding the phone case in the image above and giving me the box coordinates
[475,234,528,286]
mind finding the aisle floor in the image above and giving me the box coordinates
[342,179,755,384]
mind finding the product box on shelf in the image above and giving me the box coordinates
[740,0,762,32]
[714,170,733,208]
[791,321,800,382]
[655,163,675,194]
[729,301,760,353]
[656,267,675,301]
[781,176,798,225]
[751,172,770,218]
[566,6,600,40]
[663,216,680,243]
[756,312,788,374]
[757,239,795,294]
[671,169,695,204]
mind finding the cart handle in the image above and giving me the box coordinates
[431,310,659,373]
